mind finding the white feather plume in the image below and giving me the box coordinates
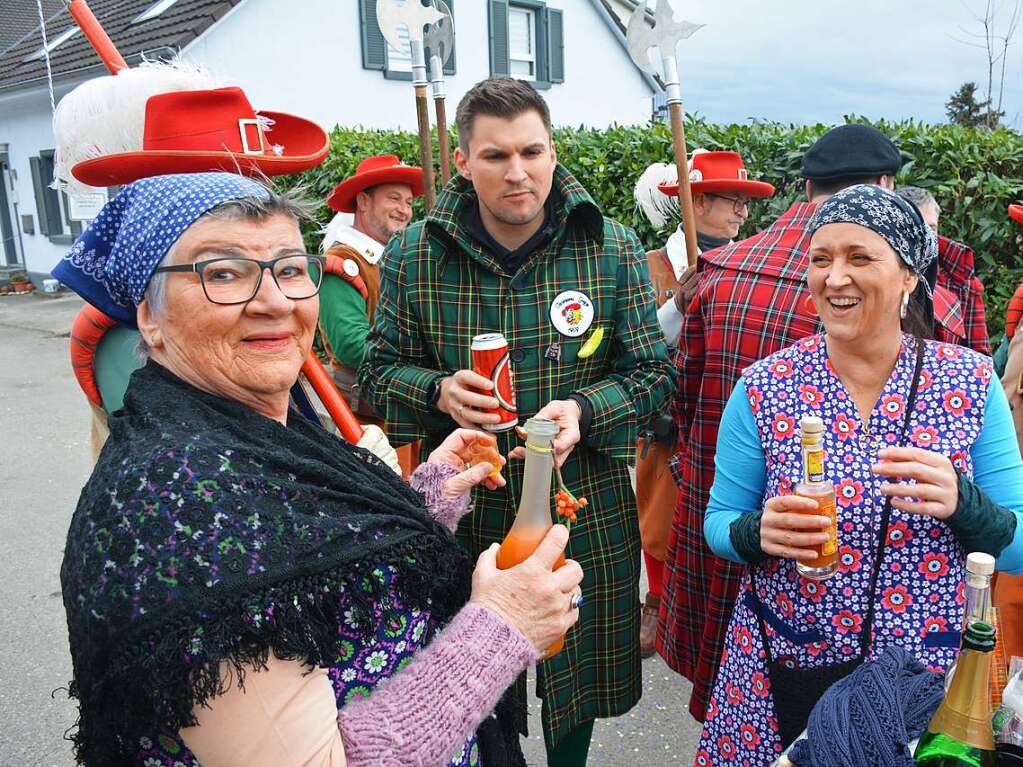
[320,212,356,253]
[52,59,217,195]
[633,148,712,229]
[633,162,679,230]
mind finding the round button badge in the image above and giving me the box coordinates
[549,290,595,338]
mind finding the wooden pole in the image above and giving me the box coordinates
[430,54,452,186]
[415,84,437,210]
[435,97,451,185]
[65,0,127,74]
[668,102,698,266]
[663,55,698,267]
[412,40,437,210]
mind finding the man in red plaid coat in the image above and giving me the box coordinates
[657,124,989,722]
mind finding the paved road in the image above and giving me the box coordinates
[0,293,701,766]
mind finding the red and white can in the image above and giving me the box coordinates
[471,332,518,432]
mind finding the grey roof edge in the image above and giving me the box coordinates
[0,0,244,95]
[0,47,177,95]
[590,0,660,94]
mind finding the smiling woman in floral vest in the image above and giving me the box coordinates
[695,185,1023,765]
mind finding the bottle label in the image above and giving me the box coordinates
[819,495,838,556]
[805,448,825,484]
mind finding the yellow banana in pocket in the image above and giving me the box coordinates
[577,326,605,359]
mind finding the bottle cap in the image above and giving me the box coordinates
[963,620,996,651]
[523,416,558,445]
[799,416,824,442]
[966,552,995,576]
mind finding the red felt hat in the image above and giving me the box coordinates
[71,87,329,186]
[327,155,425,213]
[1010,204,1023,225]
[658,151,775,199]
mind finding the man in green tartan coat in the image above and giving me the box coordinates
[359,78,673,765]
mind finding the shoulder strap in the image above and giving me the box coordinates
[855,337,925,656]
[752,338,926,663]
[323,251,369,300]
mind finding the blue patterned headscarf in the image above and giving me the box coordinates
[808,184,939,294]
[52,172,271,326]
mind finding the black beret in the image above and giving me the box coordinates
[801,124,902,181]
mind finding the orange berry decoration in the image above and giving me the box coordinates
[554,489,586,530]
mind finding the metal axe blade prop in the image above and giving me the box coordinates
[376,0,445,210]
[627,0,704,267]
[425,0,455,185]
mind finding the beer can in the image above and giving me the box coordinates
[471,333,518,432]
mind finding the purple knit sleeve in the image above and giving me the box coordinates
[337,603,539,767]
[409,461,471,532]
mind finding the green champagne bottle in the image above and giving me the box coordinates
[914,621,997,767]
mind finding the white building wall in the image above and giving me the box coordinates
[0,83,83,278]
[0,0,654,277]
[184,0,654,130]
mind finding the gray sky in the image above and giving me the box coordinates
[659,0,1023,128]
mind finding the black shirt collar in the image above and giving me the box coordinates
[463,189,562,274]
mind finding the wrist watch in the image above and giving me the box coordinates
[428,377,444,410]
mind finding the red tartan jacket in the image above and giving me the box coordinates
[934,235,990,355]
[657,201,990,721]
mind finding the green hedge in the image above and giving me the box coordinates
[290,118,1023,339]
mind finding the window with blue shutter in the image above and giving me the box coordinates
[359,0,387,71]
[489,0,510,76]
[546,7,564,83]
[360,0,456,80]
[30,151,81,244]
[491,1,564,88]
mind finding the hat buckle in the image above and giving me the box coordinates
[238,118,266,156]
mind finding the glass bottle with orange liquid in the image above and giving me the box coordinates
[495,416,567,657]
[795,415,839,580]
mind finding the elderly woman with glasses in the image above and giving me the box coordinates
[56,173,583,767]
[691,184,1023,766]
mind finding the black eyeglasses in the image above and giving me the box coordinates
[153,254,326,305]
[706,193,752,214]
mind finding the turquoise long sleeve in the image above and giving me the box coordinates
[704,382,766,564]
[967,379,1023,574]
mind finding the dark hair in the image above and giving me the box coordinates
[901,282,935,339]
[455,77,552,152]
[808,174,886,198]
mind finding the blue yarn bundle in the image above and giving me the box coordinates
[788,646,946,767]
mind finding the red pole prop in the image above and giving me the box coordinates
[65,0,128,74]
[301,355,365,444]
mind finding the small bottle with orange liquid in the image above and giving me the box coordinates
[795,415,839,580]
[495,416,567,657]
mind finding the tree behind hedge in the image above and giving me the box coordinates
[289,117,1023,339]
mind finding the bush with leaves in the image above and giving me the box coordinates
[287,118,1023,340]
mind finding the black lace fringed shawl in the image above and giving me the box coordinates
[60,361,472,765]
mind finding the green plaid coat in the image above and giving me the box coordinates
[358,165,673,745]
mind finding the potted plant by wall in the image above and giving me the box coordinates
[9,272,33,294]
